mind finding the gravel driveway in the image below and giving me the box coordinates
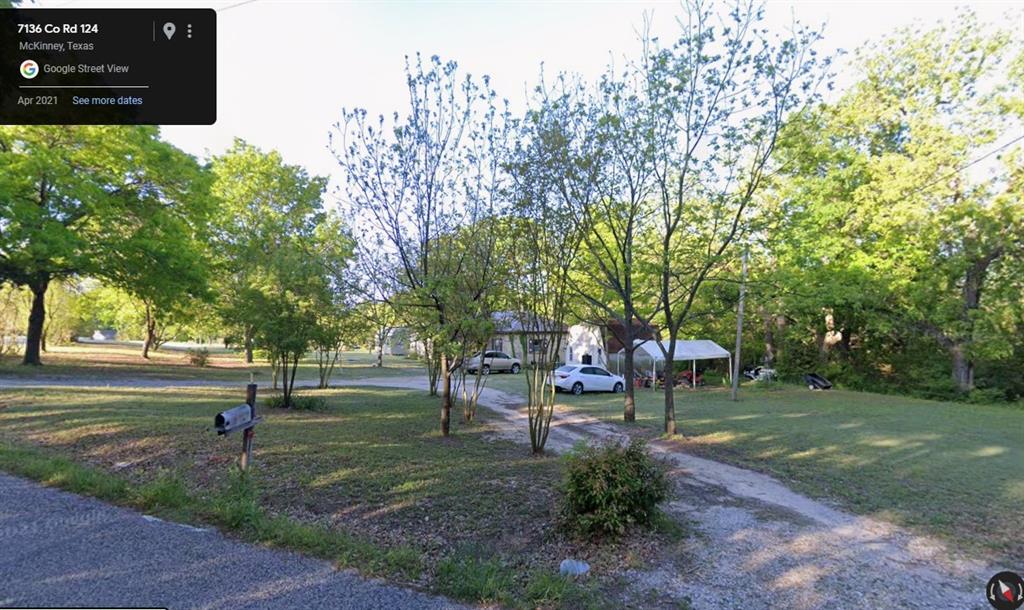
[0,473,463,610]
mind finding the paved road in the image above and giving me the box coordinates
[0,473,463,610]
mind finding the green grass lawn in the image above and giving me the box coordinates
[491,378,1023,561]
[0,344,424,383]
[0,383,671,608]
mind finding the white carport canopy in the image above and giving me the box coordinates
[618,339,732,389]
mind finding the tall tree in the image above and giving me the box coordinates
[0,126,208,365]
[211,140,341,406]
[508,75,602,454]
[638,0,826,435]
[571,65,659,422]
[769,13,1023,393]
[334,54,511,436]
[212,139,325,364]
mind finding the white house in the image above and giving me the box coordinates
[484,313,603,367]
[564,323,607,367]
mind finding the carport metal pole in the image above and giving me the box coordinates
[691,359,696,391]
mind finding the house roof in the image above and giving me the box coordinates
[622,339,730,361]
[491,311,567,334]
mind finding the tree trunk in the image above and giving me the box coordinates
[440,353,451,436]
[838,327,852,359]
[774,315,787,367]
[813,327,826,364]
[945,247,1000,393]
[760,306,775,366]
[426,342,440,396]
[663,352,676,436]
[950,345,974,392]
[22,276,49,366]
[142,303,155,359]
[623,346,636,422]
[377,341,384,367]
[243,327,254,364]
[287,353,300,406]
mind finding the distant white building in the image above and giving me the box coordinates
[563,324,607,367]
[379,327,411,356]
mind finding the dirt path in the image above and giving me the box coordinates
[1,374,998,609]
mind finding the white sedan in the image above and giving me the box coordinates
[552,364,625,395]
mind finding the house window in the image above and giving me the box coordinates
[528,338,547,353]
[490,338,504,351]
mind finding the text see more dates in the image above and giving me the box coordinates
[0,8,216,124]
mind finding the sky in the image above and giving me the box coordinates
[29,0,1024,194]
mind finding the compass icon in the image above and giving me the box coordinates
[988,571,1024,610]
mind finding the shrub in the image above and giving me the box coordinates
[263,393,327,411]
[966,387,1007,405]
[186,347,210,367]
[560,439,670,538]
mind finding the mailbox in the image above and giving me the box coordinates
[214,404,254,435]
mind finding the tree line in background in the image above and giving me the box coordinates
[1,3,1021,449]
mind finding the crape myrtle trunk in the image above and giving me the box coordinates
[440,353,451,436]
[623,346,636,422]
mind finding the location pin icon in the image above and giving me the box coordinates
[163,22,176,40]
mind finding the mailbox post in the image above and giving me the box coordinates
[213,384,262,472]
[241,383,257,470]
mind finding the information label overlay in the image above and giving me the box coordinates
[0,9,216,125]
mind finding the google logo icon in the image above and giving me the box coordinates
[20,60,39,79]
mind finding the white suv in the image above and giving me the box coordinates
[552,364,625,395]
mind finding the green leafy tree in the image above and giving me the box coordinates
[507,75,601,454]
[211,140,347,406]
[335,55,511,436]
[637,0,827,434]
[211,139,325,364]
[768,12,1023,394]
[570,65,660,421]
[0,126,209,365]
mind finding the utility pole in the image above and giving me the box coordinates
[731,247,748,401]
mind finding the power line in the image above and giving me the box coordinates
[218,0,259,12]
[908,133,1024,197]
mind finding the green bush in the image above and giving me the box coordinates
[186,347,210,367]
[965,387,1008,405]
[263,393,327,411]
[560,439,670,538]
